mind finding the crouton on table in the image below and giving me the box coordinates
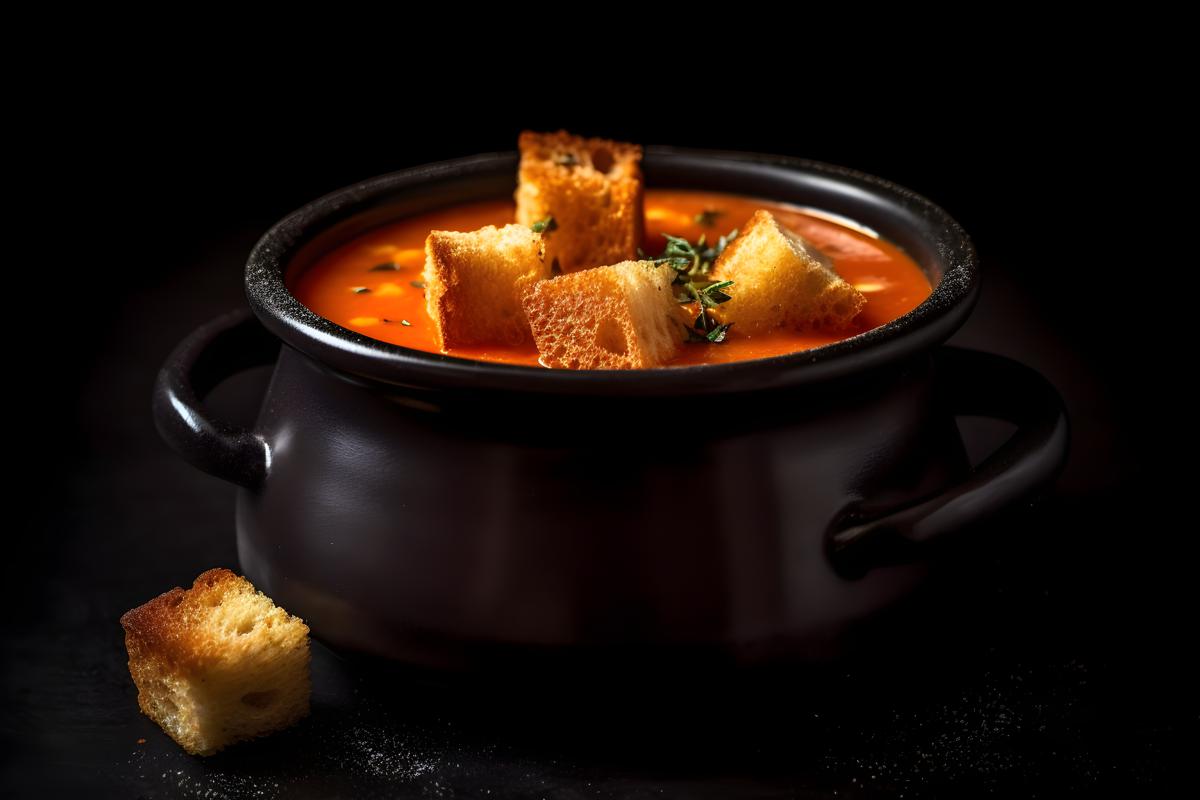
[423,223,549,348]
[522,260,684,369]
[120,568,311,756]
[514,130,644,273]
[712,209,865,332]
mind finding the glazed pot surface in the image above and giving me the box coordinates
[237,347,965,666]
[153,150,1067,668]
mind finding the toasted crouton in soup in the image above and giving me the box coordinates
[522,261,684,369]
[120,568,311,756]
[712,210,865,332]
[515,130,644,272]
[423,224,550,348]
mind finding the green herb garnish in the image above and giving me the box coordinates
[554,153,578,167]
[694,209,723,227]
[657,233,701,272]
[531,216,557,234]
[352,286,371,294]
[651,230,739,343]
[682,321,734,343]
[369,262,400,272]
[653,229,737,277]
[686,281,734,336]
[705,229,739,267]
[706,322,733,342]
[410,280,426,289]
[698,279,734,306]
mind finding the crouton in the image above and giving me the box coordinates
[522,261,684,369]
[514,130,644,273]
[120,568,311,756]
[423,224,549,348]
[711,210,866,332]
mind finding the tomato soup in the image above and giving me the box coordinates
[291,190,932,368]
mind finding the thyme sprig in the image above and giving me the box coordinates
[653,229,738,278]
[531,216,557,234]
[649,229,738,344]
[684,320,734,343]
[681,280,735,341]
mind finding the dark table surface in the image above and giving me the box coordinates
[2,212,1190,798]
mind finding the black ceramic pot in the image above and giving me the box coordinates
[154,150,1068,671]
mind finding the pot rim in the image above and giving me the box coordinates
[245,147,979,397]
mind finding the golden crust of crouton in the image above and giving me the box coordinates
[712,210,865,332]
[514,130,644,273]
[423,223,549,349]
[521,260,684,369]
[121,569,310,756]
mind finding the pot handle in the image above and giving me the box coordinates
[152,309,279,489]
[827,346,1069,578]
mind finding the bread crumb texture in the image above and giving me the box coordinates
[712,209,866,332]
[120,568,311,756]
[423,223,548,348]
[522,260,684,369]
[515,130,644,272]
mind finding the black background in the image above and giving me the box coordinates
[4,53,1190,797]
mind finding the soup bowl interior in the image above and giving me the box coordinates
[246,148,978,397]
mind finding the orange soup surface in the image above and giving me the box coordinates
[291,190,932,368]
